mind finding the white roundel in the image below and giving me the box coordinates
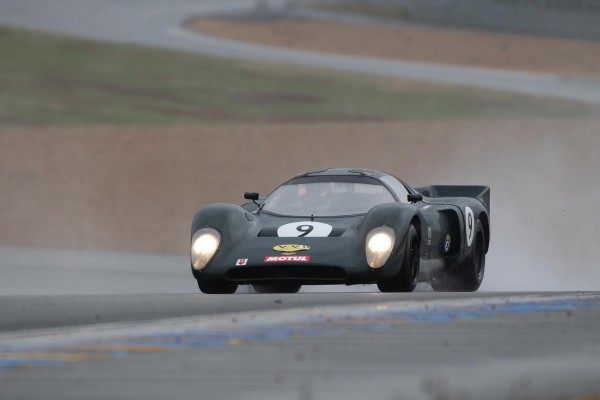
[277,221,333,238]
[465,207,475,247]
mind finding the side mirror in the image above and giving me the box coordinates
[407,193,423,203]
[244,192,259,201]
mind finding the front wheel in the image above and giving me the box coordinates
[377,224,420,293]
[431,219,486,292]
[252,283,302,293]
[197,276,238,294]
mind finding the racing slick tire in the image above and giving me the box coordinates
[197,277,238,294]
[377,224,420,293]
[431,219,486,292]
[251,284,302,293]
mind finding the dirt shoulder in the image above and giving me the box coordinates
[1,119,599,257]
[189,18,600,79]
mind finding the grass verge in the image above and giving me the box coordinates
[0,24,597,125]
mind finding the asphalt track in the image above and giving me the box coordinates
[1,1,600,399]
[2,291,600,400]
[1,248,600,400]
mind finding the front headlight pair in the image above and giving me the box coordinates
[192,226,394,270]
[365,226,395,269]
[191,228,221,270]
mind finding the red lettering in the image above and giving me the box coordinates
[264,255,310,263]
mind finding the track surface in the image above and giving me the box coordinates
[1,0,600,103]
[1,247,600,399]
[2,292,600,400]
[0,291,531,332]
[1,1,600,399]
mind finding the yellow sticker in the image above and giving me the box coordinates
[273,244,310,254]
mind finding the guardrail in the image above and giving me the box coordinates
[315,0,600,39]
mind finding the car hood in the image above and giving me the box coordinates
[252,212,363,238]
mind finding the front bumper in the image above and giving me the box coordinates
[191,233,408,285]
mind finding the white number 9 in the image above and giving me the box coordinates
[465,207,475,246]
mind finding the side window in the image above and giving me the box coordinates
[380,176,410,203]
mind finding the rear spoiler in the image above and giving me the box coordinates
[414,185,490,212]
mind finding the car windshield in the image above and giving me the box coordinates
[261,175,396,217]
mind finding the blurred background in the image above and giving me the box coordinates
[1,0,599,292]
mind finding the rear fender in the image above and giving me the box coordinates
[416,185,490,213]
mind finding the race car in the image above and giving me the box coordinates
[190,168,490,294]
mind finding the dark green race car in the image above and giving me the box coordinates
[191,168,490,294]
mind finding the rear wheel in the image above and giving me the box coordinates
[197,277,238,294]
[252,283,302,293]
[377,224,420,293]
[431,219,486,292]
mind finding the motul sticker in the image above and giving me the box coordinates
[236,259,248,266]
[264,255,310,263]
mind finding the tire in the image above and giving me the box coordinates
[431,219,486,292]
[377,224,420,293]
[197,276,238,294]
[252,283,302,294]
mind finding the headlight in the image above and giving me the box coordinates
[191,228,221,270]
[365,226,395,269]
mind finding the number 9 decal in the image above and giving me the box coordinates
[277,221,333,238]
[465,207,475,246]
[296,225,314,237]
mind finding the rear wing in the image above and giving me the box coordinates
[415,185,490,212]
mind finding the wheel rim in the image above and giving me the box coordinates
[474,234,485,278]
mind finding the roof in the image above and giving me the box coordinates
[298,168,390,179]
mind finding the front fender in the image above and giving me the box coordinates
[192,204,257,237]
[358,203,418,244]
[190,204,260,279]
[358,203,419,277]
